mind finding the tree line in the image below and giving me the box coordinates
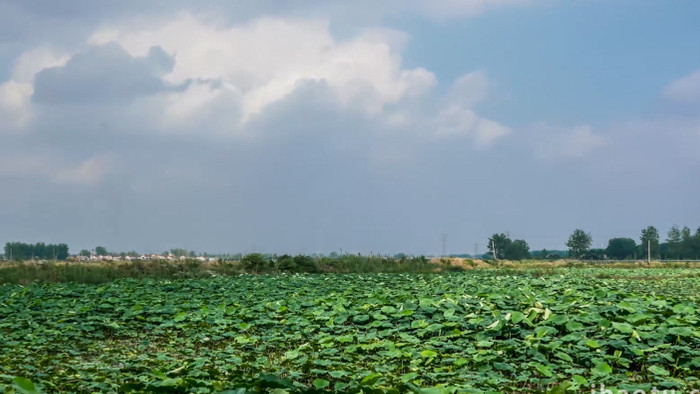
[486,225,700,260]
[3,242,69,261]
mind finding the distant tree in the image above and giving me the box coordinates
[606,238,636,260]
[504,239,531,260]
[189,250,196,257]
[241,253,267,273]
[639,226,660,258]
[276,254,295,272]
[581,248,606,260]
[170,248,189,257]
[3,242,68,260]
[667,225,682,243]
[80,249,91,257]
[681,226,692,241]
[95,246,108,256]
[293,254,319,273]
[566,229,592,258]
[665,225,682,259]
[487,233,512,260]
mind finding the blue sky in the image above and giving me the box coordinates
[394,1,700,127]
[0,1,698,255]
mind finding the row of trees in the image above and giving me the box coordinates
[3,242,69,261]
[486,234,531,260]
[565,225,700,260]
[486,225,700,261]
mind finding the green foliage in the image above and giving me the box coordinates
[566,229,592,258]
[94,246,108,256]
[240,253,267,273]
[0,268,698,392]
[487,235,531,260]
[505,239,531,260]
[606,238,637,259]
[4,242,69,261]
[640,226,660,258]
[487,233,511,259]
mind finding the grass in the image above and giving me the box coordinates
[1,256,698,285]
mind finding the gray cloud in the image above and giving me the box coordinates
[32,43,184,104]
[0,5,699,256]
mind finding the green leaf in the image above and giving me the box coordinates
[511,311,525,324]
[284,350,300,360]
[400,372,419,383]
[13,377,38,394]
[647,365,669,376]
[420,350,438,358]
[329,371,348,378]
[360,373,382,386]
[533,363,553,377]
[585,340,600,348]
[592,362,613,375]
[313,379,330,389]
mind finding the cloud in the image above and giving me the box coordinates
[533,124,605,160]
[32,42,183,104]
[87,15,437,125]
[410,0,529,19]
[0,154,113,185]
[663,69,700,105]
[0,48,68,129]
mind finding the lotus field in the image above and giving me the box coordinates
[0,268,699,393]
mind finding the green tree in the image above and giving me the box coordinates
[566,229,592,258]
[504,239,530,260]
[639,226,660,258]
[605,238,636,260]
[79,249,91,257]
[487,233,511,260]
[665,225,682,259]
[95,246,108,256]
[241,253,267,273]
[170,248,189,257]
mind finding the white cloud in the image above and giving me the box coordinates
[0,48,69,129]
[448,70,490,107]
[433,71,510,146]
[89,14,437,125]
[411,0,530,19]
[0,154,112,185]
[664,69,700,104]
[533,124,604,159]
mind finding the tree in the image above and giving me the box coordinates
[487,234,511,260]
[667,225,682,243]
[95,246,108,256]
[606,238,636,260]
[505,239,530,260]
[640,226,660,258]
[170,248,189,257]
[566,229,592,258]
[241,253,267,273]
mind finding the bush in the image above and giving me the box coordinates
[241,253,267,273]
[293,254,319,273]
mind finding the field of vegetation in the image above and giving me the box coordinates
[0,267,698,393]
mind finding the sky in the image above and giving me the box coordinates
[1,0,699,255]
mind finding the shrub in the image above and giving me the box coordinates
[241,253,267,273]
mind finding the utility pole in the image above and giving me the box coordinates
[647,240,651,263]
[441,233,447,257]
[474,243,479,258]
[491,240,498,260]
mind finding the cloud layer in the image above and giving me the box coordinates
[0,3,698,255]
